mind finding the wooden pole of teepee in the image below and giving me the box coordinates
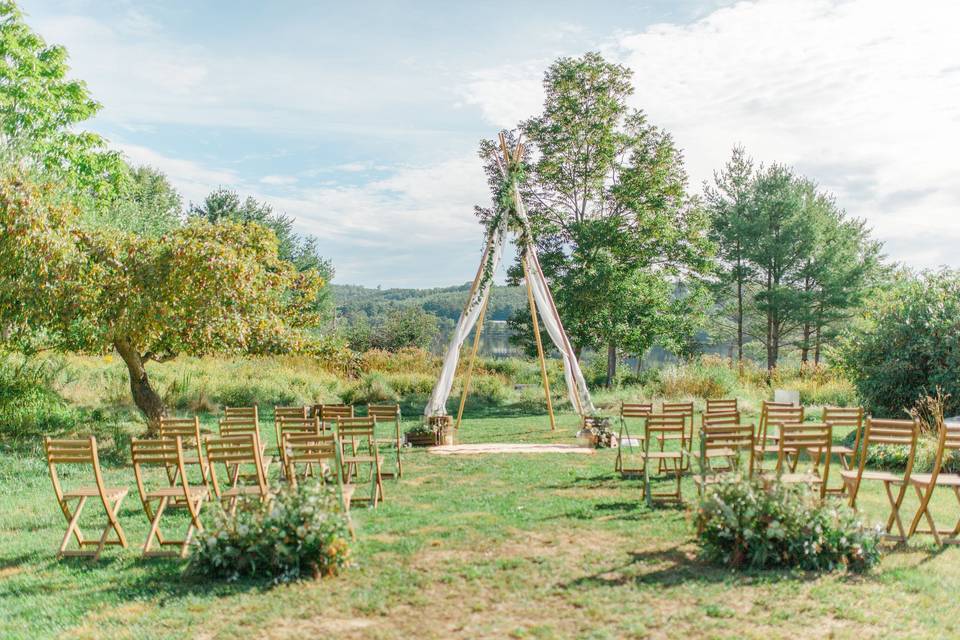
[523,257,556,430]
[454,293,489,430]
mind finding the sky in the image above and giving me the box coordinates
[18,0,960,287]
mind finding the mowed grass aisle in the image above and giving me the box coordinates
[2,414,960,639]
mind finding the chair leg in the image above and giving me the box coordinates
[143,496,169,556]
[58,496,88,559]
[909,483,941,545]
[883,481,907,541]
[94,495,128,561]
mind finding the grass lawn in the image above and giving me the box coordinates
[2,411,959,639]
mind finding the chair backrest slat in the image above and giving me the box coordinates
[321,404,355,421]
[644,413,686,435]
[621,402,653,418]
[367,404,400,420]
[336,416,376,438]
[703,411,740,428]
[706,398,738,414]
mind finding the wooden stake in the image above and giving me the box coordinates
[454,294,489,430]
[524,257,556,431]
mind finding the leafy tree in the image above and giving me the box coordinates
[742,165,815,371]
[191,187,334,316]
[0,1,126,198]
[83,164,183,236]
[379,307,438,352]
[0,170,324,430]
[835,270,960,418]
[478,53,712,386]
[705,146,756,368]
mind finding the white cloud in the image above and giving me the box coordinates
[116,142,238,204]
[460,0,960,269]
[260,175,298,186]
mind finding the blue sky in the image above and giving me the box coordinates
[19,0,960,287]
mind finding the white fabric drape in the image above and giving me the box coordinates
[424,215,509,418]
[424,181,595,418]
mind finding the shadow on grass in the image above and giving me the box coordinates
[560,544,833,590]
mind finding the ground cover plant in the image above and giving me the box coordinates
[695,476,882,572]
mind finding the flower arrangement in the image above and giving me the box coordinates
[694,476,881,573]
[187,477,352,582]
[578,415,617,448]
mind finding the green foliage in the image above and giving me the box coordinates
[657,356,738,399]
[343,307,438,352]
[83,165,182,237]
[333,282,526,323]
[0,355,79,439]
[834,269,960,418]
[188,480,352,582]
[695,477,881,573]
[706,148,883,371]
[341,372,399,405]
[0,2,126,199]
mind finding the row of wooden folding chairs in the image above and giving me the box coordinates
[42,420,372,561]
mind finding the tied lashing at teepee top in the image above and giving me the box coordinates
[424,134,596,430]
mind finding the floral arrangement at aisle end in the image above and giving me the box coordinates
[578,416,618,448]
[694,476,881,573]
[187,477,352,582]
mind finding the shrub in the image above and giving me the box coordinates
[658,356,738,399]
[360,347,437,375]
[188,479,352,582]
[341,372,398,405]
[461,375,509,405]
[0,356,80,439]
[834,269,960,418]
[694,477,881,573]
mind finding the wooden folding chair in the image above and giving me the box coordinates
[205,434,271,515]
[659,402,694,471]
[224,405,259,425]
[699,411,742,471]
[321,404,354,429]
[44,436,128,560]
[131,437,206,558]
[822,406,865,471]
[368,403,403,479]
[219,416,273,476]
[761,422,833,499]
[276,416,321,473]
[158,416,209,490]
[842,418,919,542]
[753,403,804,470]
[283,432,355,537]
[274,405,308,443]
[689,422,755,496]
[335,417,383,507]
[905,422,960,545]
[639,414,687,506]
[706,398,738,415]
[615,402,653,475]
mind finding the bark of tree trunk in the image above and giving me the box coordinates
[814,324,823,366]
[606,343,617,388]
[800,323,811,369]
[114,338,167,434]
[736,249,744,374]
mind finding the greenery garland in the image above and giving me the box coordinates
[468,155,533,314]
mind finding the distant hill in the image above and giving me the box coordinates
[332,282,527,323]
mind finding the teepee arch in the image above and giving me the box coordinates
[424,134,595,428]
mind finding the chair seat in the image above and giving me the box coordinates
[65,486,127,499]
[221,485,269,498]
[907,473,960,487]
[705,448,736,458]
[146,485,207,499]
[776,472,823,484]
[693,474,730,485]
[656,434,686,442]
[754,444,795,454]
[840,469,902,483]
[343,455,378,464]
[640,451,683,460]
[831,445,855,455]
